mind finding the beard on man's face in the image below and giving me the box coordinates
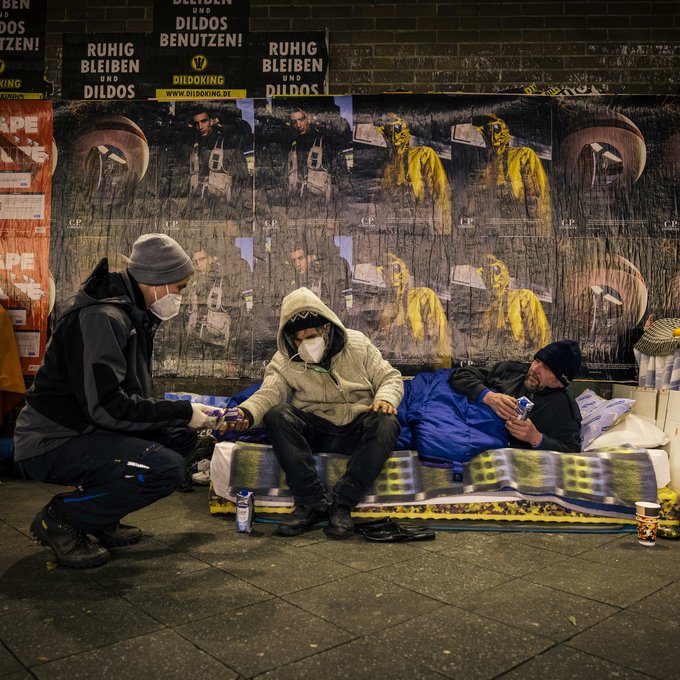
[524,370,541,391]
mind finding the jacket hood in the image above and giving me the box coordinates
[57,258,138,321]
[277,287,346,358]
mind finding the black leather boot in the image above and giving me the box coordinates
[275,502,330,536]
[30,500,109,568]
[92,522,142,548]
[324,503,355,540]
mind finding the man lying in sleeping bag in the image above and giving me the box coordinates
[449,340,583,453]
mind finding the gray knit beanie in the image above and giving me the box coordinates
[127,234,194,285]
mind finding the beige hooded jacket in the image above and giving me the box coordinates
[239,287,403,428]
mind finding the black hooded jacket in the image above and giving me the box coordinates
[13,259,192,462]
[449,361,582,452]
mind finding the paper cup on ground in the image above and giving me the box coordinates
[636,514,659,545]
[635,501,660,517]
[635,501,660,546]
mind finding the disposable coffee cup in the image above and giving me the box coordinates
[634,502,661,546]
[636,514,659,546]
[635,501,661,518]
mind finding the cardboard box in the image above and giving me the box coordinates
[657,390,680,493]
[612,384,680,491]
[611,384,658,422]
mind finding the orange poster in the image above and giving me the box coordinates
[0,100,52,374]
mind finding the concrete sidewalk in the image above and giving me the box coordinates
[1,474,679,679]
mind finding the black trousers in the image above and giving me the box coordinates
[263,404,400,508]
[19,428,196,532]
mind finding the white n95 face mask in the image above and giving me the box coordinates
[298,335,326,364]
[150,285,182,321]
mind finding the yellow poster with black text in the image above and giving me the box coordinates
[151,0,248,99]
[0,0,51,99]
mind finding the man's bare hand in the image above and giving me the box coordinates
[505,418,542,447]
[482,392,519,420]
[368,399,397,415]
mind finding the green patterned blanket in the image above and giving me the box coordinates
[221,443,658,518]
[464,446,657,513]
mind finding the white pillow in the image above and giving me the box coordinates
[586,414,670,450]
[575,389,605,416]
[576,389,635,451]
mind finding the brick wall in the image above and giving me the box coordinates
[45,0,680,97]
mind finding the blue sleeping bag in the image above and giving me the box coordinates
[396,369,508,467]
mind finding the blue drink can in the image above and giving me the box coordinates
[517,396,534,420]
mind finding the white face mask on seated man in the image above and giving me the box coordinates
[298,334,326,363]
[292,322,331,364]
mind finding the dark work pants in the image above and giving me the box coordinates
[263,404,400,508]
[19,428,196,532]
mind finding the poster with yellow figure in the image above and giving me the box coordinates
[472,113,552,235]
[477,254,552,354]
[351,94,456,237]
[376,253,452,369]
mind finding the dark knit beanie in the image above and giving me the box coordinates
[284,311,328,335]
[127,234,193,285]
[534,340,582,386]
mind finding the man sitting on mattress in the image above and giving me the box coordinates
[224,287,403,539]
[449,340,582,453]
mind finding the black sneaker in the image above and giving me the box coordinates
[30,502,109,569]
[275,505,329,536]
[92,522,142,548]
[185,433,217,474]
[177,468,195,492]
[179,432,217,492]
[324,504,354,540]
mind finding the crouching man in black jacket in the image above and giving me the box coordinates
[14,234,219,569]
[449,340,583,453]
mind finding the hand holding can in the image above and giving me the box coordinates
[516,396,534,420]
[215,407,248,432]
